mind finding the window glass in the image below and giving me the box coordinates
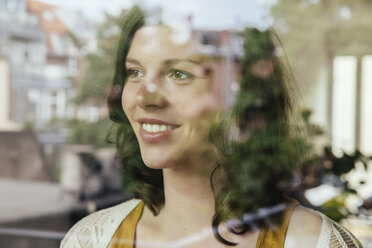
[0,1,371,248]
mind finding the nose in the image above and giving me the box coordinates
[136,76,167,109]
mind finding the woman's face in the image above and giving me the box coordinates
[121,25,226,170]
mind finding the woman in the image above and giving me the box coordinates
[61,6,363,248]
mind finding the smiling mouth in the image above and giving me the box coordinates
[141,123,178,133]
[138,120,180,143]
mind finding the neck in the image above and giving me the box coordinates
[159,159,221,231]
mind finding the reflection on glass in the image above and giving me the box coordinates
[1,0,370,247]
[59,6,364,248]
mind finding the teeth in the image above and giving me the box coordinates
[160,125,166,131]
[142,123,174,133]
[152,124,160,132]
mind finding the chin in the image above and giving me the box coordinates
[143,159,172,170]
[138,142,184,169]
[141,155,175,169]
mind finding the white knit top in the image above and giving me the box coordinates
[60,199,363,248]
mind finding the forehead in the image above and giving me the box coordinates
[128,25,200,60]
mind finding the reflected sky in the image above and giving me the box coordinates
[37,0,276,29]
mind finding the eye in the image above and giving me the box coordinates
[126,69,144,79]
[167,69,194,80]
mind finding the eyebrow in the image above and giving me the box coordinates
[125,57,203,67]
[163,58,203,66]
[126,58,142,66]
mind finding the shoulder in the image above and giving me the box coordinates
[60,198,142,248]
[285,205,363,248]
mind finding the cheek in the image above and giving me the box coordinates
[121,84,136,118]
[174,86,223,120]
[171,92,221,143]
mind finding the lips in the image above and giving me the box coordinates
[137,118,179,143]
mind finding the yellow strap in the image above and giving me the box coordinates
[111,201,144,248]
[111,200,298,248]
[256,200,299,248]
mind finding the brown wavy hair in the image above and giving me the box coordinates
[107,6,305,246]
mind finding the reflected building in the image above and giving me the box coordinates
[0,0,44,130]
[193,28,243,108]
[0,0,93,131]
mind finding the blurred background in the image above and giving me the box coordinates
[0,0,371,247]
